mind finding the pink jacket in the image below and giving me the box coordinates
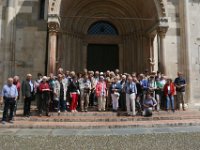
[95,81,107,97]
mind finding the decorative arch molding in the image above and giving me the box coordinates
[48,0,168,20]
[154,0,167,17]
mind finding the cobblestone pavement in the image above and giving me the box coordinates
[0,126,200,150]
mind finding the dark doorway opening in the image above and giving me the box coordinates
[87,44,119,72]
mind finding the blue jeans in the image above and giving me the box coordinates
[166,95,174,110]
[58,98,66,112]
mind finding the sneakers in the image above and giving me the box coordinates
[58,110,60,116]
[9,120,14,124]
[71,110,78,113]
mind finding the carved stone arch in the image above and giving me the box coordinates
[154,0,167,17]
[49,0,168,19]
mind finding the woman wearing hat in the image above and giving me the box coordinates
[96,76,107,111]
[110,77,122,112]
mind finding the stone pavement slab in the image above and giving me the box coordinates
[0,126,200,136]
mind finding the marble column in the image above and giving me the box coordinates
[3,0,16,80]
[149,35,155,72]
[48,22,59,74]
[158,28,167,75]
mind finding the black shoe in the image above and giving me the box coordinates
[46,113,51,117]
[1,121,6,125]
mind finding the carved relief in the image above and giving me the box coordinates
[48,22,60,33]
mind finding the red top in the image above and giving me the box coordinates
[39,82,50,92]
[163,82,175,96]
[14,81,21,93]
[95,81,107,97]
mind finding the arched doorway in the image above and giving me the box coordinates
[48,0,168,74]
[87,21,119,71]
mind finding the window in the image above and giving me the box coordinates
[88,21,118,35]
[39,0,45,20]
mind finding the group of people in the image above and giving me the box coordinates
[0,68,187,124]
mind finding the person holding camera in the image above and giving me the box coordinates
[110,76,122,112]
[79,74,91,112]
[125,76,137,116]
[143,92,157,117]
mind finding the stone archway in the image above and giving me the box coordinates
[47,0,168,73]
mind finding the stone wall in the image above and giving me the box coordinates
[164,0,180,78]
[0,0,4,87]
[0,0,47,87]
[186,0,200,105]
[14,0,47,80]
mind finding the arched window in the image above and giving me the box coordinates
[88,21,118,35]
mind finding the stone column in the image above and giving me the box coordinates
[158,28,167,75]
[48,22,59,74]
[3,0,16,79]
[149,35,155,72]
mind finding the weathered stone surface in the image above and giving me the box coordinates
[0,127,200,150]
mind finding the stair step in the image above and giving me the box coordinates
[1,119,200,129]
[13,115,200,122]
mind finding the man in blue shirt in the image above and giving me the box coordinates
[1,78,18,124]
[174,72,187,111]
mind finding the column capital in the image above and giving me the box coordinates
[48,22,60,33]
[157,27,168,37]
[48,13,60,33]
[157,17,169,37]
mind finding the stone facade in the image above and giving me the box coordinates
[0,0,47,86]
[0,0,200,107]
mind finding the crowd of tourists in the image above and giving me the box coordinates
[0,68,187,124]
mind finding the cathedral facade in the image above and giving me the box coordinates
[0,0,200,107]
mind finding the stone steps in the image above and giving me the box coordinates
[1,109,200,129]
[13,114,200,122]
[1,119,200,129]
[0,111,200,129]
